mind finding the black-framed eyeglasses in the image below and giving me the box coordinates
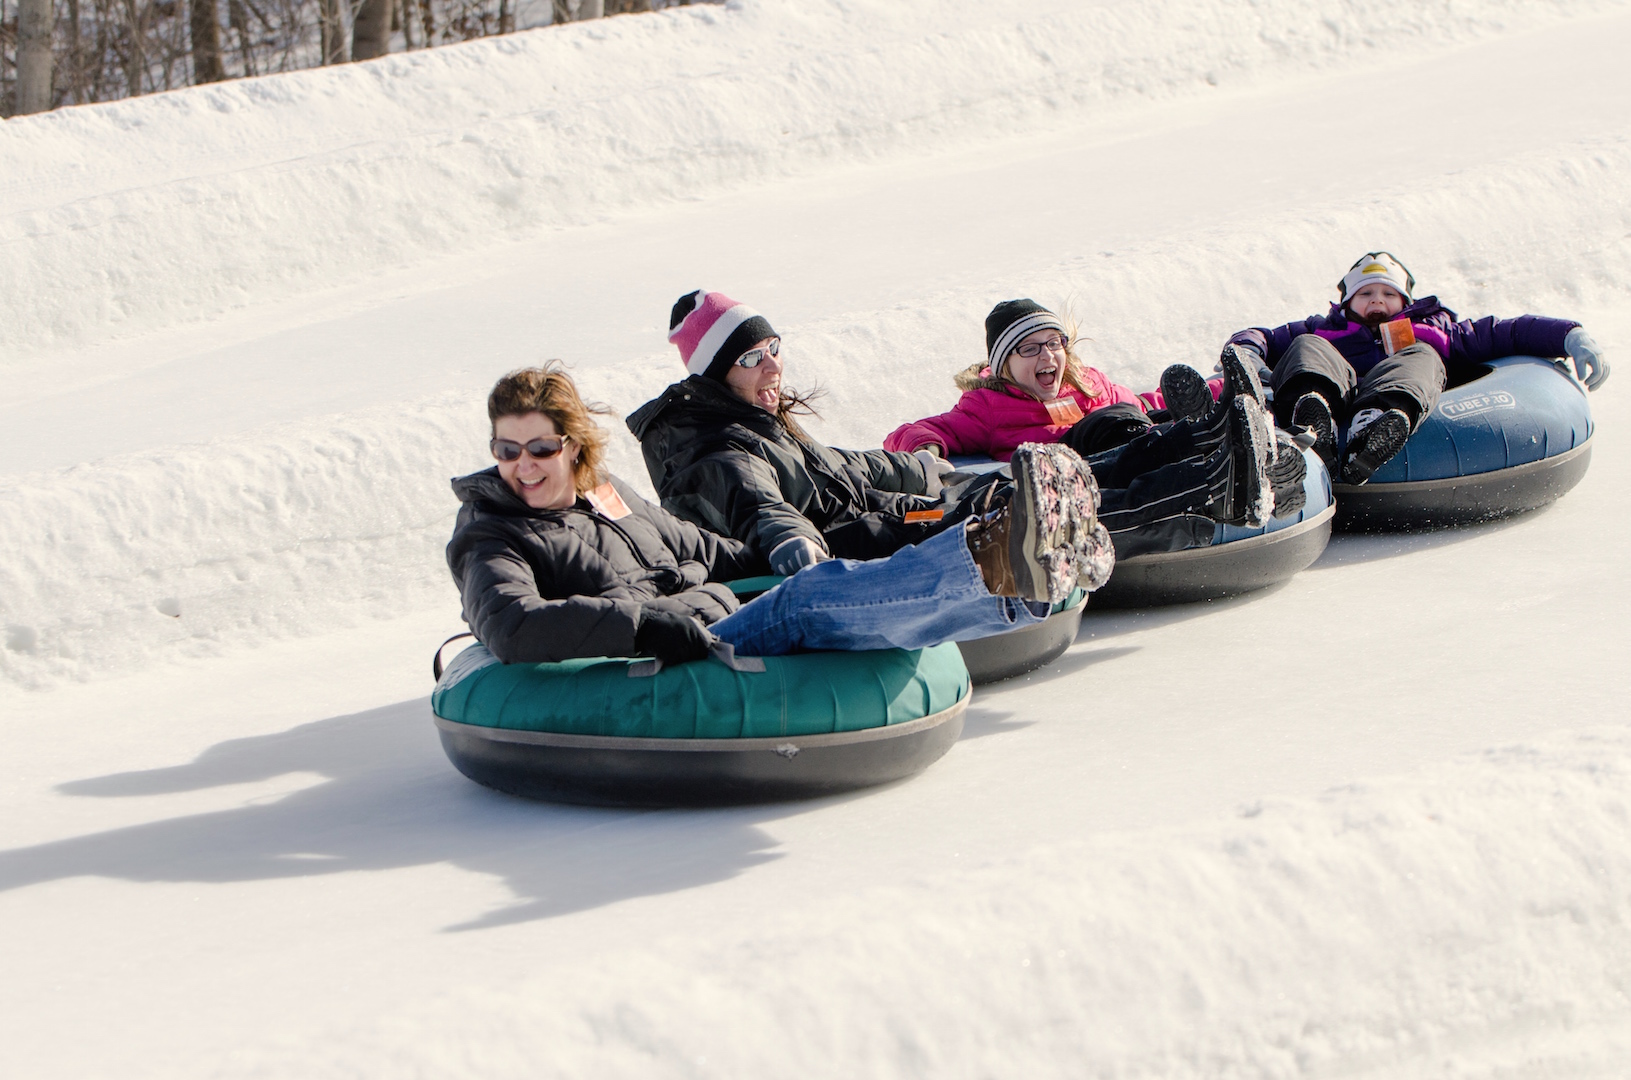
[1013,334,1069,359]
[735,338,782,369]
[491,435,571,462]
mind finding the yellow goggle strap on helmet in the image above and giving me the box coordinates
[1337,251,1416,301]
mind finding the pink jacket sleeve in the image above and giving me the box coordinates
[884,396,1001,457]
[1081,367,1152,413]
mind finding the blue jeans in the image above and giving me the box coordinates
[711,523,1047,656]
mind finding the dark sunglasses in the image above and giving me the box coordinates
[735,338,782,369]
[490,435,571,462]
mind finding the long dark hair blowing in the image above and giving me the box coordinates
[772,383,828,442]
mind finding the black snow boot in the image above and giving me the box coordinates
[1205,398,1275,528]
[1216,344,1267,413]
[1341,407,1412,485]
[1159,364,1212,423]
[1266,432,1308,517]
[1290,392,1336,473]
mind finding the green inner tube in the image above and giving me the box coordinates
[432,641,971,740]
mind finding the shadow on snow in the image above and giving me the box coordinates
[0,699,810,932]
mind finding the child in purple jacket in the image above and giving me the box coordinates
[1225,251,1609,484]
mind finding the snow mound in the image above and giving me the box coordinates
[218,726,1631,1078]
[0,0,1618,357]
[0,393,485,688]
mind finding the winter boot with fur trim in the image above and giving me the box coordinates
[966,492,1019,599]
[1011,443,1100,605]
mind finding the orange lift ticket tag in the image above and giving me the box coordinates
[586,482,633,520]
[1044,396,1086,426]
[904,509,945,524]
[1380,318,1417,355]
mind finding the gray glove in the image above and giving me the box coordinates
[769,535,829,576]
[913,448,956,498]
[1563,327,1609,390]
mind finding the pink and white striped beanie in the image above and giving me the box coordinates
[668,290,778,382]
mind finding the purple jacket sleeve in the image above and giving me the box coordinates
[1440,314,1580,366]
[1227,317,1326,369]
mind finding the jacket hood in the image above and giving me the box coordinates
[451,466,539,515]
[626,375,770,441]
[952,358,1103,399]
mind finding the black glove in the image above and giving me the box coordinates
[633,610,712,667]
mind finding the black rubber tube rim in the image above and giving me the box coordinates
[1331,440,1591,532]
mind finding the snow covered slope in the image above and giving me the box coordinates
[2,0,1622,358]
[5,0,1631,689]
[3,0,1631,1075]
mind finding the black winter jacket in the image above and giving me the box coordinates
[446,468,760,664]
[625,376,933,561]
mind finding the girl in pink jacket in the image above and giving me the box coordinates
[884,299,1308,558]
[885,300,1199,460]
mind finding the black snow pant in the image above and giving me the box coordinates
[1059,403,1154,457]
[1063,402,1224,556]
[1083,415,1222,559]
[1270,334,1445,433]
[826,425,1220,564]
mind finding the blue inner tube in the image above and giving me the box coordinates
[946,446,1335,607]
[1332,356,1593,530]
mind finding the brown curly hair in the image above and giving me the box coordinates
[487,362,614,493]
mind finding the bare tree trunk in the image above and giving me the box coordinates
[574,0,601,19]
[419,0,435,47]
[189,0,225,81]
[551,0,568,24]
[497,0,510,34]
[121,0,146,94]
[605,0,650,13]
[226,0,256,75]
[350,0,389,59]
[65,0,87,104]
[16,0,56,113]
[397,0,416,48]
[319,0,346,64]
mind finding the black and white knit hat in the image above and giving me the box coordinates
[1337,252,1415,303]
[668,289,778,383]
[985,299,1066,379]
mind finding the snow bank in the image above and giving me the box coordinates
[0,394,486,687]
[0,0,1620,358]
[6,126,1630,689]
[216,726,1631,1078]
